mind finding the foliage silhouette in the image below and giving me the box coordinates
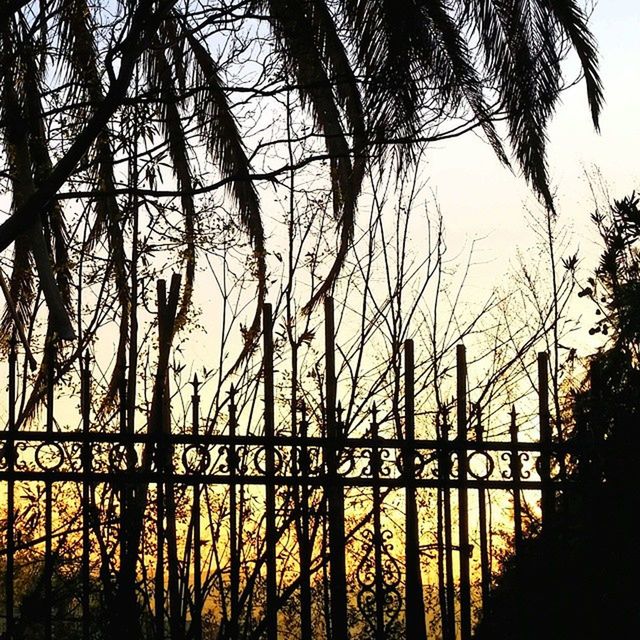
[474,194,640,640]
[0,0,603,339]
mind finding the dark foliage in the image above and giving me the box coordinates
[475,195,640,639]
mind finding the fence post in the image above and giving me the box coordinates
[154,279,167,640]
[153,275,183,640]
[45,339,54,640]
[403,340,428,640]
[191,375,202,640]
[298,403,313,640]
[438,408,456,640]
[6,334,17,639]
[456,344,472,640]
[263,303,278,640]
[81,351,92,640]
[119,352,136,638]
[538,352,554,527]
[229,386,240,640]
[324,297,348,640]
[370,404,386,639]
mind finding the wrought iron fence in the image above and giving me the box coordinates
[1,295,569,640]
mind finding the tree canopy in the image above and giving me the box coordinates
[0,0,603,345]
[474,194,640,639]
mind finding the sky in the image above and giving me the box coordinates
[188,1,640,381]
[422,0,640,271]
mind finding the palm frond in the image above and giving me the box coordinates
[470,0,558,209]
[419,0,508,165]
[305,0,368,185]
[22,24,74,315]
[56,0,102,107]
[0,238,35,340]
[182,20,267,360]
[340,0,423,146]
[539,0,603,130]
[145,34,196,329]
[182,23,264,248]
[266,0,365,307]
[1,21,75,340]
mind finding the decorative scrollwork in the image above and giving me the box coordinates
[500,451,514,479]
[107,443,137,471]
[355,519,402,637]
[67,442,83,472]
[379,448,394,478]
[337,446,357,476]
[35,442,65,471]
[360,449,374,478]
[501,451,531,480]
[252,446,284,475]
[468,450,495,480]
[15,441,29,471]
[182,443,211,474]
[520,453,532,479]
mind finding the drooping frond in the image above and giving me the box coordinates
[338,0,602,209]
[0,238,35,342]
[182,22,264,248]
[22,25,73,316]
[56,0,134,407]
[303,0,368,186]
[418,0,508,165]
[471,0,561,209]
[265,0,368,308]
[182,19,267,359]
[539,0,603,130]
[145,30,196,329]
[0,24,35,339]
[469,0,601,207]
[339,0,424,147]
[1,19,75,341]
[56,0,100,83]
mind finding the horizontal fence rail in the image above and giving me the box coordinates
[0,295,570,640]
[0,435,567,487]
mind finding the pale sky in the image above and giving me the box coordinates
[423,0,640,264]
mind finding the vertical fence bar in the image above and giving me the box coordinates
[371,405,385,640]
[436,474,448,640]
[263,303,278,640]
[228,387,240,640]
[403,340,427,640]
[118,362,134,635]
[440,410,456,640]
[45,341,54,640]
[6,334,17,639]
[191,376,202,640]
[510,406,523,553]
[164,278,183,640]
[456,345,471,640]
[324,297,348,640]
[81,352,92,639]
[538,352,554,528]
[154,280,167,640]
[298,404,312,640]
[155,481,165,640]
[475,404,491,612]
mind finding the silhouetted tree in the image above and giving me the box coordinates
[474,193,640,640]
[0,0,603,345]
